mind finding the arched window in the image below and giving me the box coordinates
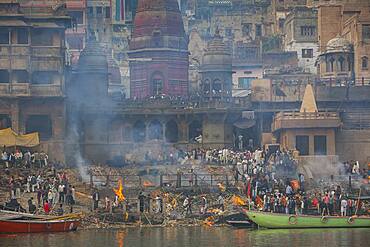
[362,56,368,69]
[151,72,164,96]
[212,79,222,96]
[203,79,210,95]
[338,57,345,71]
[165,120,178,143]
[132,120,146,143]
[329,57,335,72]
[148,120,163,140]
[188,120,202,143]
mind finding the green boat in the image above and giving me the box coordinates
[246,211,370,229]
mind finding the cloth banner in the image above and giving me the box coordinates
[0,128,39,147]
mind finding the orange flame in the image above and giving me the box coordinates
[231,195,246,206]
[113,179,125,202]
[143,180,154,187]
[204,216,215,226]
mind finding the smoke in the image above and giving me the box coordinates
[301,156,345,179]
[66,114,90,182]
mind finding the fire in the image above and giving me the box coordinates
[217,183,226,192]
[113,179,125,202]
[204,216,215,226]
[143,180,154,187]
[231,195,246,206]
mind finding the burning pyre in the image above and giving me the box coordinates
[113,179,126,202]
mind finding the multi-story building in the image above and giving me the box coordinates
[110,0,138,98]
[65,0,87,65]
[283,7,318,73]
[0,0,70,161]
[316,2,370,85]
[86,0,112,45]
[269,0,307,34]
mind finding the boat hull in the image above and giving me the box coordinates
[246,211,370,229]
[0,219,80,233]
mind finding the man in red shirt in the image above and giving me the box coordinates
[43,200,50,214]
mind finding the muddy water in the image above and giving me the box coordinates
[0,227,369,247]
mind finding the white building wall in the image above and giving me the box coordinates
[285,42,319,73]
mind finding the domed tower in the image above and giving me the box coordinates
[200,30,232,101]
[318,35,354,82]
[128,0,189,99]
[69,36,109,106]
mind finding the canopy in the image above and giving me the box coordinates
[0,128,39,147]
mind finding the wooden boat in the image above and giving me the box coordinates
[245,211,370,229]
[0,210,81,233]
[226,220,253,228]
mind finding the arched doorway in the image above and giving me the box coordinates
[148,120,163,140]
[188,120,202,143]
[165,120,178,143]
[150,72,164,96]
[132,120,146,142]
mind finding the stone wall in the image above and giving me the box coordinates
[336,129,370,166]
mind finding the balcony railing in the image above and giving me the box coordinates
[0,83,62,97]
[274,111,340,121]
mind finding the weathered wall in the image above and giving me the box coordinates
[336,129,370,165]
[278,128,336,155]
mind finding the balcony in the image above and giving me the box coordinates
[30,84,63,97]
[272,111,341,132]
[0,83,63,97]
[31,47,62,58]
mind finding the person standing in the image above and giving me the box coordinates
[341,197,348,217]
[58,183,65,203]
[200,195,207,214]
[92,189,100,211]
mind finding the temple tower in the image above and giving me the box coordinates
[128,0,189,99]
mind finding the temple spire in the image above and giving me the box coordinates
[300,84,318,113]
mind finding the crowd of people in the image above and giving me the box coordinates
[1,148,76,216]
[1,148,50,168]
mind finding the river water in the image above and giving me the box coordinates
[0,227,369,247]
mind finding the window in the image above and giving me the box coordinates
[0,28,9,44]
[225,28,232,37]
[32,71,56,84]
[0,70,9,83]
[314,136,327,155]
[87,7,93,17]
[68,11,84,25]
[338,56,345,71]
[16,28,28,44]
[96,7,102,16]
[26,115,52,140]
[363,24,370,40]
[362,57,368,69]
[31,29,53,46]
[105,7,111,18]
[203,79,210,94]
[300,26,316,36]
[12,70,29,83]
[326,57,335,72]
[302,49,313,58]
[212,79,222,95]
[0,115,11,129]
[278,18,285,30]
[238,77,256,89]
[242,23,252,36]
[296,135,309,156]
[256,24,262,37]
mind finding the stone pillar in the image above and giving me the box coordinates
[10,101,19,133]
